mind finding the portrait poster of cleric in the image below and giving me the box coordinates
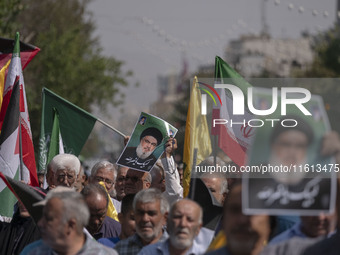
[242,84,337,216]
[116,112,177,172]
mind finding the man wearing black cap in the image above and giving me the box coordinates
[117,127,163,171]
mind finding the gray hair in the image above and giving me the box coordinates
[49,154,81,175]
[150,160,165,182]
[144,172,152,185]
[199,156,226,168]
[117,165,128,174]
[81,183,109,208]
[220,178,229,194]
[201,172,229,195]
[91,161,116,180]
[169,199,203,224]
[48,190,89,234]
[133,188,169,214]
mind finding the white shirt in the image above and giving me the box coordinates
[161,156,183,205]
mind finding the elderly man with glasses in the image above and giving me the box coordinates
[48,153,81,189]
[89,160,122,212]
[124,168,152,195]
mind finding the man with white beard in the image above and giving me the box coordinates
[118,127,163,171]
[137,199,203,255]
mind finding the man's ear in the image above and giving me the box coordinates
[47,171,54,185]
[196,223,203,236]
[163,211,169,226]
[145,182,151,188]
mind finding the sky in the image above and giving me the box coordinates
[88,0,336,124]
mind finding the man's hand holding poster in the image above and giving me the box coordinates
[116,112,177,172]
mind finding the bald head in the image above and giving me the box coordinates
[81,184,109,235]
[168,199,203,251]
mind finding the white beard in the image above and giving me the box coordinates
[136,143,153,159]
[169,229,193,250]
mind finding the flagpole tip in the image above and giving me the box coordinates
[13,32,21,57]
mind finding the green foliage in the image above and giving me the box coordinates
[0,0,24,37]
[1,0,132,153]
[293,27,340,132]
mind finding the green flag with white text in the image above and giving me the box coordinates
[38,88,97,172]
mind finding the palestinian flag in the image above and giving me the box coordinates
[0,173,45,223]
[0,79,21,217]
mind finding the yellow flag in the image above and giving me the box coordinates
[98,181,119,222]
[0,60,11,109]
[182,77,212,197]
[206,230,227,252]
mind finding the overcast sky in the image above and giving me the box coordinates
[88,0,336,122]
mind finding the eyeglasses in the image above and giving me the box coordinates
[56,173,75,183]
[94,176,114,187]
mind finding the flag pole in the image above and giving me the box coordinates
[189,148,198,200]
[96,118,126,138]
[213,135,217,167]
[18,116,24,181]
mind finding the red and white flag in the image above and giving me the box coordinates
[0,32,38,187]
[213,56,254,167]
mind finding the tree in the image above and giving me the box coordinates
[293,26,340,132]
[0,0,23,38]
[1,0,132,153]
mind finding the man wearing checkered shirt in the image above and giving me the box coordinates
[114,188,169,255]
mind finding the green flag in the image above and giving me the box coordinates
[215,56,251,94]
[46,108,64,165]
[38,88,97,172]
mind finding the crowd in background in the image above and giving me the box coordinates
[1,125,340,255]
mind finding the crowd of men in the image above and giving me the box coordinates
[1,123,340,255]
